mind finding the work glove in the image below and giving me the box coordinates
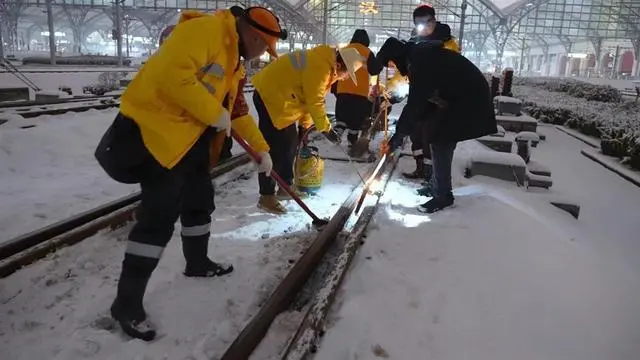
[213,109,232,136]
[257,151,273,176]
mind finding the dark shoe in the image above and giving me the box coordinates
[111,297,156,341]
[347,132,359,146]
[184,258,234,277]
[417,183,435,197]
[403,157,425,180]
[183,237,234,277]
[111,257,156,341]
[418,194,454,214]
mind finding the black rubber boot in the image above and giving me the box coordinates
[183,237,234,277]
[111,256,157,342]
[403,156,425,180]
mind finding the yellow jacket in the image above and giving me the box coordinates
[251,45,338,132]
[444,37,461,53]
[336,43,371,97]
[120,10,268,169]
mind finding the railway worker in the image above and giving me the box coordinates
[158,20,235,169]
[250,45,365,214]
[377,36,496,213]
[95,6,286,341]
[402,4,461,181]
[332,29,380,148]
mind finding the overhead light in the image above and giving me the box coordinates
[359,1,379,14]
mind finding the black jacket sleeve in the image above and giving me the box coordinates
[366,51,382,76]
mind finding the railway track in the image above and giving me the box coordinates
[0,154,251,278]
[0,85,256,119]
[220,152,398,359]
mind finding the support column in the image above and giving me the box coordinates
[46,0,56,65]
[0,25,4,59]
[321,0,328,44]
[115,0,123,66]
[458,0,467,51]
[632,39,639,77]
[518,37,525,75]
[612,45,620,78]
[591,37,602,75]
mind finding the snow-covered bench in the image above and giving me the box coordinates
[496,114,537,133]
[494,95,522,116]
[466,152,527,186]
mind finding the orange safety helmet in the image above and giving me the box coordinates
[239,6,288,57]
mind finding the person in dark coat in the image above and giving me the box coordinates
[378,37,497,213]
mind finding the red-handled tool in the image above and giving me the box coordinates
[230,130,329,228]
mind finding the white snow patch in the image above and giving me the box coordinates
[314,182,640,360]
[494,95,522,104]
[470,151,527,167]
[515,131,540,142]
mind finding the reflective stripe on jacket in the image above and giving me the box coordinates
[120,10,268,169]
[251,45,338,132]
[336,43,371,97]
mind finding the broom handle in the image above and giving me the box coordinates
[383,67,389,142]
[230,130,322,222]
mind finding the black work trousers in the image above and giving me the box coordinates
[124,120,216,268]
[254,91,298,195]
[335,93,372,143]
[410,121,431,160]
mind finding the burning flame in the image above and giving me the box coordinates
[368,179,383,194]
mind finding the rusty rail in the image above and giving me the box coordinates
[220,152,397,360]
[0,154,251,278]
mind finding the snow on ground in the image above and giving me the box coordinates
[309,124,640,359]
[0,94,383,243]
[0,151,367,360]
[0,108,138,242]
[313,139,640,359]
[1,70,136,99]
[314,181,640,360]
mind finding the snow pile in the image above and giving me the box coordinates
[313,182,640,360]
[516,85,640,169]
[513,76,623,103]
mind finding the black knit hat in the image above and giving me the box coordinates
[350,29,370,47]
[413,4,436,24]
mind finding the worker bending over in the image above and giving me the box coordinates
[251,45,365,214]
[95,6,284,341]
[377,36,496,212]
[333,29,379,147]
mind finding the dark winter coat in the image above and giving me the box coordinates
[378,38,496,144]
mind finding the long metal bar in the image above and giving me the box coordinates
[220,154,390,360]
[282,156,398,360]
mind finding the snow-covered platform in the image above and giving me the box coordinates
[314,182,640,360]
